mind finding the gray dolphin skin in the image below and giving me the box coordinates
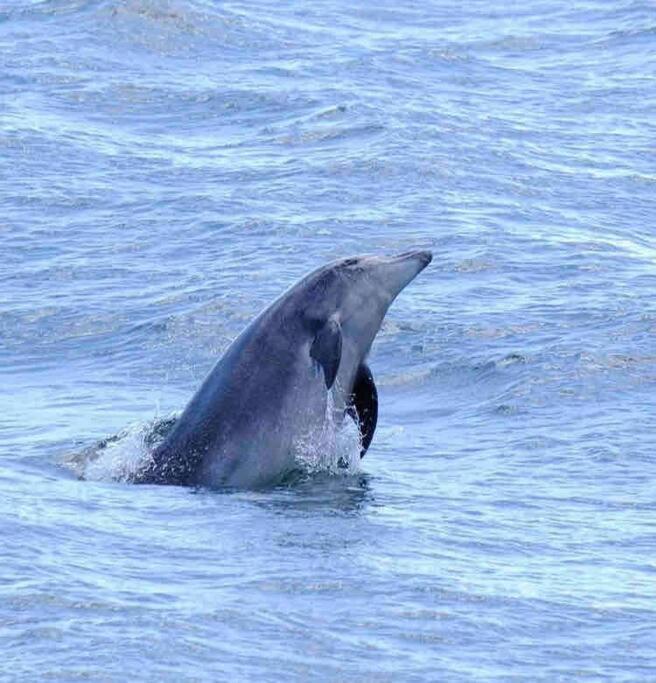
[136,250,432,489]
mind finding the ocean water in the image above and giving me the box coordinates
[2,0,656,679]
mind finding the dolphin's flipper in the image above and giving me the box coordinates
[310,319,342,389]
[347,362,378,457]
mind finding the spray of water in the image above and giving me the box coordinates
[63,414,177,483]
[290,392,362,476]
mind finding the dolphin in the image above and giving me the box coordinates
[136,250,432,488]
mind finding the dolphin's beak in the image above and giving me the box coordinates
[394,249,433,271]
[378,250,432,301]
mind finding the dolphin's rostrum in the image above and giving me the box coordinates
[136,250,432,488]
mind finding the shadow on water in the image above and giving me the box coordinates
[256,471,374,516]
[173,460,373,516]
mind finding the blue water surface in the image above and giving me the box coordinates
[1,0,656,680]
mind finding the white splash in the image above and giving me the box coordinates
[64,415,177,483]
[82,425,151,483]
[290,392,362,476]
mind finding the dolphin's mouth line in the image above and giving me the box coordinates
[395,249,432,259]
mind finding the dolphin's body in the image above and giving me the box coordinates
[136,251,431,488]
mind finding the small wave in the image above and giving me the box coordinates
[276,122,385,148]
[0,0,99,21]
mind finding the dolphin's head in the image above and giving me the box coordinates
[290,250,432,400]
[327,250,432,348]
